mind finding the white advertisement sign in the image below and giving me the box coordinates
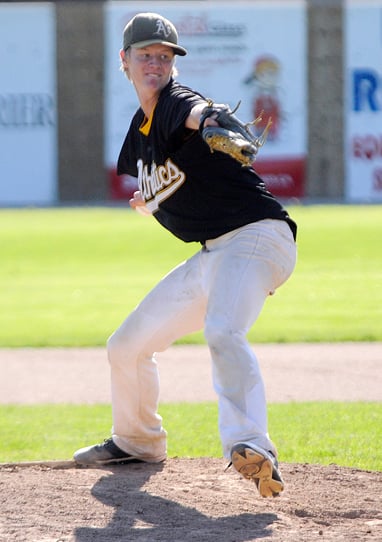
[0,4,57,205]
[345,1,382,202]
[105,1,307,199]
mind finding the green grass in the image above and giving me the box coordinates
[1,205,380,470]
[1,402,381,471]
[1,205,381,346]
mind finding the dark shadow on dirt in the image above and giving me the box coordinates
[74,463,278,542]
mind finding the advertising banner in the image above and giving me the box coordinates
[0,4,57,206]
[345,1,382,202]
[105,1,307,200]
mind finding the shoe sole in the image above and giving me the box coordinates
[74,456,144,466]
[231,444,284,498]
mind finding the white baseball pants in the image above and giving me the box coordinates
[108,219,297,461]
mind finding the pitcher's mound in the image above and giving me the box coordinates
[1,458,381,541]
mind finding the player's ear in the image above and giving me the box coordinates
[120,48,128,66]
[119,49,130,79]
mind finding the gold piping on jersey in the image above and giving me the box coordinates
[139,105,156,136]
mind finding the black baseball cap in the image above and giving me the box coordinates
[123,13,187,56]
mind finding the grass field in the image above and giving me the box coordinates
[1,402,381,471]
[1,204,381,346]
[1,204,381,469]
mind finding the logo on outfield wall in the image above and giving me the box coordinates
[352,69,382,112]
[0,93,55,127]
[350,68,382,192]
[175,15,245,37]
[244,54,283,141]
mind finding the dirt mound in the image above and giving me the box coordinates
[1,459,381,541]
[1,344,381,540]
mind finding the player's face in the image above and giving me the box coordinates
[123,44,175,97]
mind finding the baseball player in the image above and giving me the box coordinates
[74,12,297,498]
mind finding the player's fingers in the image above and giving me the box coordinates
[129,191,143,208]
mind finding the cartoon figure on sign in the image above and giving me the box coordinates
[244,55,282,141]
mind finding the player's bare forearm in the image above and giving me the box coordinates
[185,103,210,130]
[186,103,231,131]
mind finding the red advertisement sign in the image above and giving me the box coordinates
[254,157,305,198]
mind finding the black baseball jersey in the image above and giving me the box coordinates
[117,79,297,243]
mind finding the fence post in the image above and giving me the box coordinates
[56,1,107,201]
[307,0,344,198]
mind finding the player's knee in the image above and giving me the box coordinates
[204,321,245,353]
[106,312,142,367]
[106,327,140,369]
[106,331,126,367]
[204,321,227,347]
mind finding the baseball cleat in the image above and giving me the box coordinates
[73,438,144,466]
[230,443,284,498]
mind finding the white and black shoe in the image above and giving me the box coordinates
[74,438,144,466]
[229,442,284,498]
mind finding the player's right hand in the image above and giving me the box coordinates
[129,191,152,216]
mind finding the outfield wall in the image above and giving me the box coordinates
[1,1,381,205]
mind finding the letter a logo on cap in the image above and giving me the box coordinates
[155,19,172,39]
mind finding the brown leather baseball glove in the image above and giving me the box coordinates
[199,100,272,167]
